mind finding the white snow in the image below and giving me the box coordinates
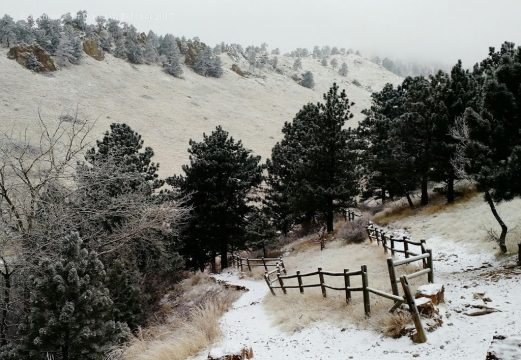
[192,217,521,360]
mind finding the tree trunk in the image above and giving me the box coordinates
[405,192,414,209]
[446,170,455,204]
[485,191,508,253]
[0,271,10,346]
[326,199,334,233]
[420,176,429,206]
[381,187,386,204]
[262,241,267,258]
[210,250,217,273]
[220,242,228,270]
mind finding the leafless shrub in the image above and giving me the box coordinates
[336,218,369,243]
[383,311,413,338]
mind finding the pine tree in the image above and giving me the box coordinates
[292,57,302,71]
[339,62,348,76]
[21,232,129,360]
[164,53,183,78]
[143,30,159,64]
[267,84,359,233]
[330,58,338,69]
[193,47,222,77]
[300,71,314,89]
[455,43,521,252]
[125,25,144,64]
[56,26,82,67]
[25,53,42,72]
[167,126,263,270]
[321,57,328,66]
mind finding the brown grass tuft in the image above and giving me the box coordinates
[114,272,241,360]
[382,311,413,338]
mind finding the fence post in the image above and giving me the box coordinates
[318,267,327,298]
[344,268,351,304]
[375,229,380,245]
[366,226,372,241]
[277,272,287,294]
[262,257,267,271]
[403,236,409,258]
[264,273,276,295]
[400,275,427,343]
[279,257,287,274]
[427,249,434,283]
[361,265,371,316]
[246,258,252,271]
[386,258,399,296]
[297,271,304,293]
[390,235,395,256]
[518,243,521,266]
[382,233,388,253]
[420,240,427,267]
[239,257,243,272]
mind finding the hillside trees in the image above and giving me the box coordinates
[339,62,348,76]
[266,84,359,233]
[193,46,223,77]
[300,71,315,89]
[168,126,263,270]
[453,43,521,253]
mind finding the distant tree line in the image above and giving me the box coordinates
[0,11,223,77]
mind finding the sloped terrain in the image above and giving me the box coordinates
[0,49,401,174]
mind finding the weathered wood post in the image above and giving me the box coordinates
[246,258,252,271]
[382,233,388,253]
[403,236,409,258]
[400,275,427,343]
[279,257,287,274]
[344,268,351,303]
[386,258,399,296]
[366,225,372,242]
[361,265,371,316]
[264,273,275,295]
[261,257,268,271]
[427,249,434,283]
[277,272,287,294]
[420,240,427,267]
[239,257,243,272]
[390,235,395,256]
[518,243,521,266]
[297,271,304,293]
[318,268,327,298]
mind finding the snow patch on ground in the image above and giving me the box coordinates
[192,224,521,360]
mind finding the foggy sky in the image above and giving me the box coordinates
[3,0,521,67]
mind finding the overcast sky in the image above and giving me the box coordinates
[3,0,521,67]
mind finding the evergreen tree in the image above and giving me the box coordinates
[164,53,183,78]
[193,47,222,77]
[330,58,338,69]
[25,53,42,72]
[56,26,82,67]
[168,126,263,270]
[245,208,276,257]
[300,71,314,89]
[21,232,129,360]
[293,57,302,71]
[455,43,521,252]
[321,57,328,66]
[267,84,359,233]
[339,62,348,76]
[143,30,159,64]
[125,25,144,64]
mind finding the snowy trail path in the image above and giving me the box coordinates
[193,235,521,360]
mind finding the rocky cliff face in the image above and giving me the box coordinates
[8,44,57,72]
[83,39,105,61]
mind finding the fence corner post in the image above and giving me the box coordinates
[264,272,276,296]
[277,272,287,295]
[403,236,409,258]
[400,275,427,343]
[361,265,370,317]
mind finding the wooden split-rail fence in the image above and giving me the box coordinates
[263,263,428,341]
[366,223,434,295]
[231,255,287,274]
[346,209,361,222]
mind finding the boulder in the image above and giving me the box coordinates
[208,347,253,360]
[8,44,57,72]
[415,284,445,305]
[83,39,104,61]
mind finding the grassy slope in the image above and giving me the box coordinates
[0,49,401,175]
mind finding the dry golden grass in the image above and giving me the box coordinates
[264,239,426,334]
[373,187,479,226]
[115,272,241,360]
[382,311,413,338]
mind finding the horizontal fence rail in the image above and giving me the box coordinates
[231,255,286,274]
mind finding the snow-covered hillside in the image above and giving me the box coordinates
[0,49,401,174]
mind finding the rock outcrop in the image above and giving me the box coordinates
[83,39,104,61]
[7,44,57,72]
